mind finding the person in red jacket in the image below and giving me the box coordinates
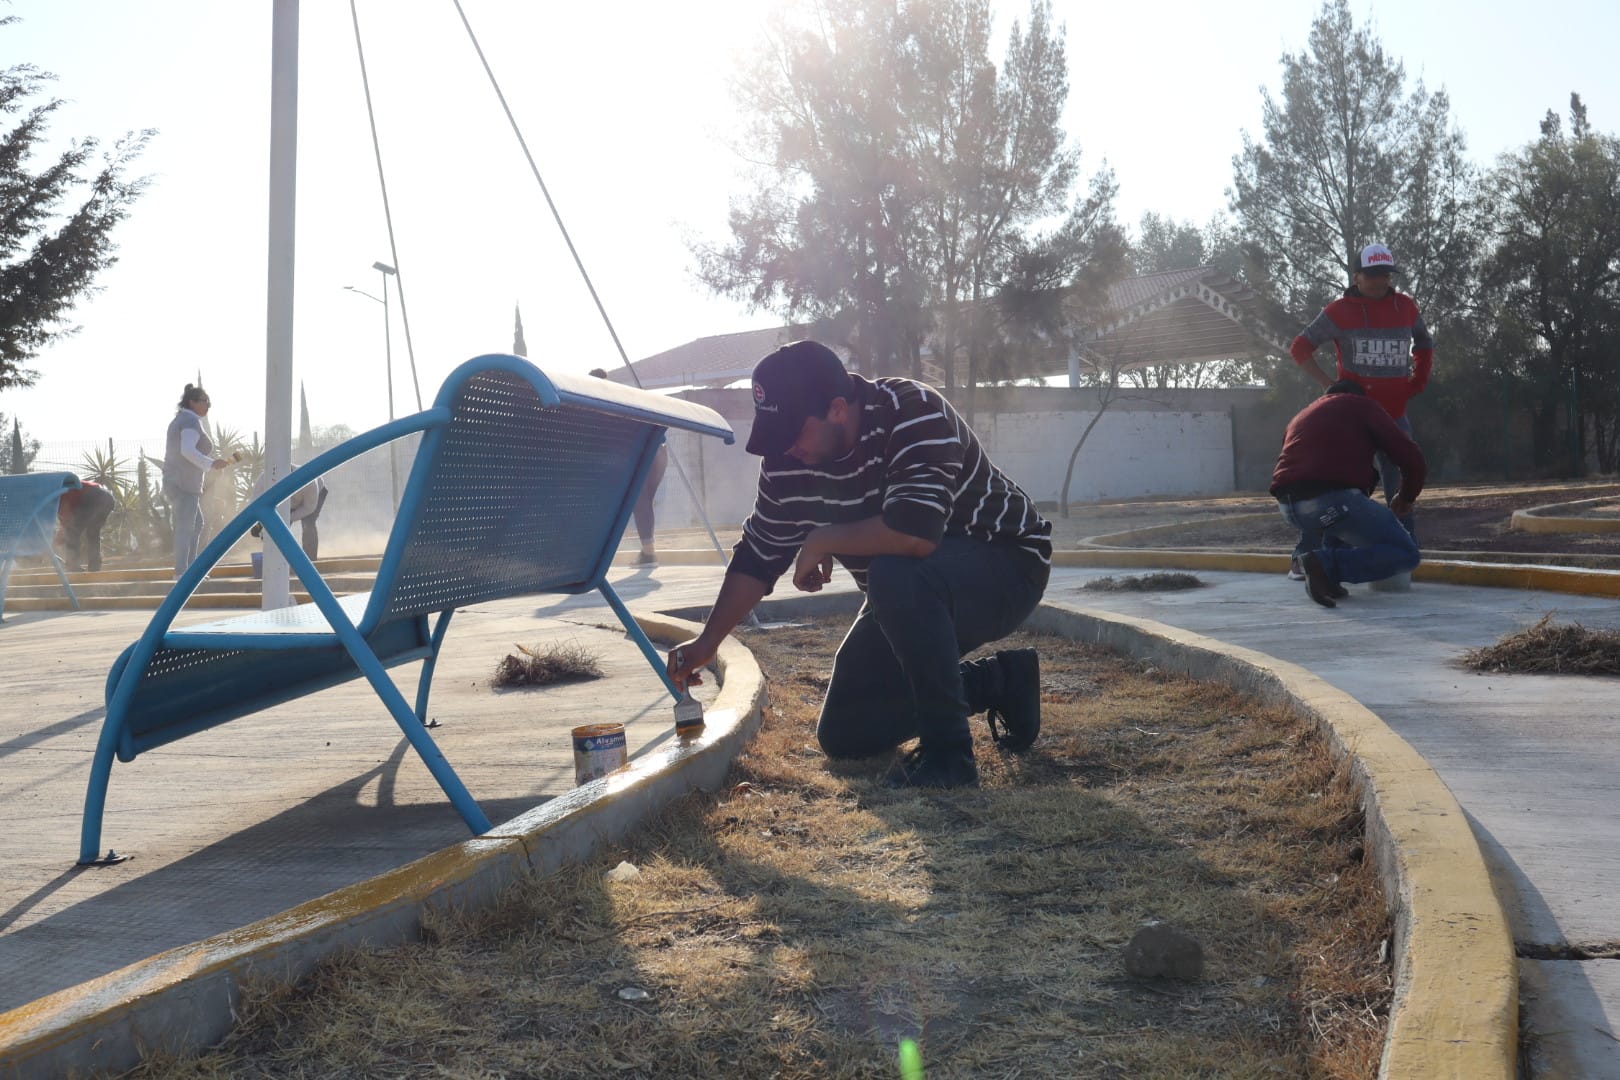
[1287,243,1432,576]
[1271,380,1425,607]
[56,480,117,573]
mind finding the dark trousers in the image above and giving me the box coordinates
[633,446,668,549]
[816,536,1049,758]
[300,487,328,560]
[64,487,116,572]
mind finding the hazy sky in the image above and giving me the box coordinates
[4,0,1617,446]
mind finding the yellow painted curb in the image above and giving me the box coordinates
[1079,512,1277,548]
[0,613,766,1080]
[1510,496,1620,535]
[1051,547,1620,601]
[1028,602,1516,1080]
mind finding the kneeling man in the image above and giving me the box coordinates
[1271,380,1424,608]
[667,341,1051,788]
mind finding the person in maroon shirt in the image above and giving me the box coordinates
[1286,242,1432,576]
[1271,380,1425,607]
[56,481,117,573]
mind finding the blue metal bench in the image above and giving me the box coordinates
[78,355,732,864]
[0,471,82,624]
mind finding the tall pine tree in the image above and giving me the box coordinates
[0,17,152,388]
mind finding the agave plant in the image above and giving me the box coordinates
[78,444,132,496]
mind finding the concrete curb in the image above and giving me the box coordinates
[0,613,765,1080]
[1027,602,1515,1080]
[1051,547,1620,600]
[1510,495,1620,535]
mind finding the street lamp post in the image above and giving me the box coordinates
[344,260,400,508]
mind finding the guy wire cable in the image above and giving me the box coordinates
[350,0,423,410]
[449,0,741,575]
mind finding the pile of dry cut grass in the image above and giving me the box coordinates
[129,619,1389,1080]
[492,640,604,687]
[1463,613,1620,675]
[1081,572,1205,592]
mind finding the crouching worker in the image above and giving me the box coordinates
[57,480,117,572]
[1271,380,1424,608]
[665,341,1052,788]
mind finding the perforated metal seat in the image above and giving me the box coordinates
[78,356,733,864]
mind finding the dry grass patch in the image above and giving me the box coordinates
[1462,613,1620,675]
[1081,572,1206,592]
[126,618,1389,1080]
[492,639,604,687]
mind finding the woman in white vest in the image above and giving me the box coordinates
[162,384,230,578]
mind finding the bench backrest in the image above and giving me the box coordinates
[365,357,731,628]
[0,473,80,559]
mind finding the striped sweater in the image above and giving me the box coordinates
[729,374,1052,593]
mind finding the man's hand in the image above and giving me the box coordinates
[1390,495,1415,518]
[667,638,717,692]
[792,548,834,592]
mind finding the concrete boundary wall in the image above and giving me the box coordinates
[0,614,764,1080]
[654,388,1250,533]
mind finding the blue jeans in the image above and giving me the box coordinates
[1278,489,1420,585]
[816,536,1049,758]
[169,489,204,578]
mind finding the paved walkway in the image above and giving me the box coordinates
[1045,566,1620,1076]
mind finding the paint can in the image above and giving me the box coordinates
[572,723,627,785]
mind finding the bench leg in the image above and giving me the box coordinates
[263,513,493,835]
[414,609,454,724]
[78,716,123,864]
[50,550,81,611]
[597,581,680,699]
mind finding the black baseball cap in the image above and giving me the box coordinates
[744,341,854,456]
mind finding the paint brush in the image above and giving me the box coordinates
[672,648,705,733]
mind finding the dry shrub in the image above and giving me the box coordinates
[492,640,604,687]
[1082,571,1205,592]
[1463,613,1620,675]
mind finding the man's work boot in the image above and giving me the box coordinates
[884,744,980,789]
[986,648,1041,752]
[1300,552,1338,608]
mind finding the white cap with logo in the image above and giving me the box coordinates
[1358,243,1400,273]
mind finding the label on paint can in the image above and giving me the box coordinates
[572,723,628,785]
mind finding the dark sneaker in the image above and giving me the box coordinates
[986,648,1041,752]
[1287,555,1306,581]
[884,745,979,789]
[1300,552,1338,608]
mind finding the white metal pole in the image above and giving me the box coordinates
[262,0,299,610]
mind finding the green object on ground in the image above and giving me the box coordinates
[897,1037,923,1079]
